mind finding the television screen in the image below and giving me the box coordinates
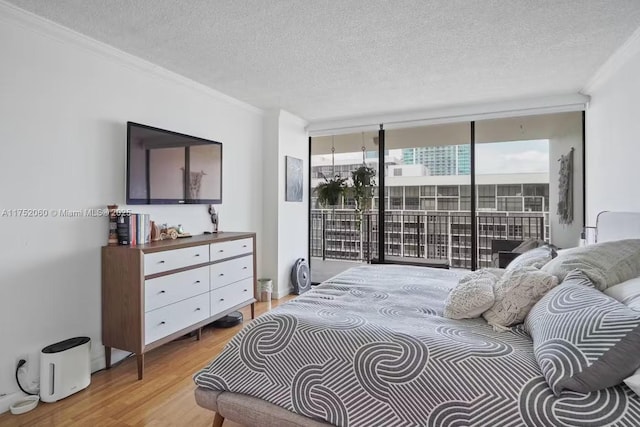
[126,122,222,204]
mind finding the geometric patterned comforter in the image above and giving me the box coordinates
[194,265,640,426]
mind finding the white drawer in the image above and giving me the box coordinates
[210,238,253,262]
[210,278,254,315]
[145,266,209,312]
[210,255,253,289]
[144,245,208,276]
[144,293,209,345]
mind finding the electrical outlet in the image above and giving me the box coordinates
[16,354,28,369]
[14,353,40,395]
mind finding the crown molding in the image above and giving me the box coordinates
[307,93,590,136]
[0,0,264,115]
[583,25,640,94]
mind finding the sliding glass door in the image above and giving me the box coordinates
[475,112,584,267]
[383,123,471,268]
[309,131,379,283]
[309,112,584,275]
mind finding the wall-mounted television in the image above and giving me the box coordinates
[126,122,222,205]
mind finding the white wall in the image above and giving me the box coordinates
[261,112,281,294]
[262,110,309,298]
[585,37,640,224]
[548,116,584,249]
[277,111,310,297]
[0,5,265,399]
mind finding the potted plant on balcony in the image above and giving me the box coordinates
[350,165,376,215]
[315,174,348,208]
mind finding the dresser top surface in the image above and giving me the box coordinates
[103,231,255,253]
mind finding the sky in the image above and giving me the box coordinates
[475,139,549,174]
[322,139,550,175]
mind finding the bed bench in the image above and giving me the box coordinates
[194,388,331,427]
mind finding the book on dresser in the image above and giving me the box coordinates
[101,232,257,380]
[115,212,151,245]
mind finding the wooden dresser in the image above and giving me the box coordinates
[101,232,257,379]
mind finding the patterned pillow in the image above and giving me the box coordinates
[604,276,640,310]
[482,267,558,328]
[506,246,556,271]
[525,270,640,396]
[541,239,640,290]
[443,269,502,319]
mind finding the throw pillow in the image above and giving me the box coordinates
[604,276,640,311]
[443,269,502,319]
[512,238,544,254]
[624,368,640,396]
[605,277,640,396]
[541,239,640,290]
[506,246,556,271]
[482,266,558,328]
[525,270,640,396]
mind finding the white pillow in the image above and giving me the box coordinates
[604,276,640,310]
[483,267,559,329]
[506,246,555,271]
[443,269,502,319]
[624,368,640,396]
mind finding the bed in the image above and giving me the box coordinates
[193,212,640,427]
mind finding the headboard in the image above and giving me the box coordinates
[596,211,640,243]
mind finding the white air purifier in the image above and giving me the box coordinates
[39,337,91,403]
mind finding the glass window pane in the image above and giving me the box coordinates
[438,186,459,196]
[386,123,470,268]
[420,185,435,196]
[497,184,521,197]
[421,198,436,210]
[310,130,379,281]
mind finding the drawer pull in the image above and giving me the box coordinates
[195,254,201,257]
[242,244,247,248]
[218,273,224,277]
[159,290,166,294]
[242,266,248,270]
[218,249,224,253]
[160,321,166,325]
[195,307,201,311]
[195,280,201,284]
[243,289,248,292]
[158,260,166,264]
[219,298,225,302]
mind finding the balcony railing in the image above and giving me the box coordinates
[310,210,546,269]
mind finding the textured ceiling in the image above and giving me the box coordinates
[7,0,640,121]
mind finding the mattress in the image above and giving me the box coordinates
[194,264,640,426]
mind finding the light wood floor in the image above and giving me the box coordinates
[0,297,294,427]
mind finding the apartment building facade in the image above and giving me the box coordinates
[402,145,471,176]
[311,165,549,269]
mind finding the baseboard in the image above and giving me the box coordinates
[272,286,293,300]
[0,392,25,415]
[91,348,130,374]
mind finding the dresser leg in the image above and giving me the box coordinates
[251,302,255,319]
[105,346,111,369]
[137,354,144,380]
[197,328,202,341]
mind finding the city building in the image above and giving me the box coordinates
[402,145,471,176]
[311,164,549,269]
